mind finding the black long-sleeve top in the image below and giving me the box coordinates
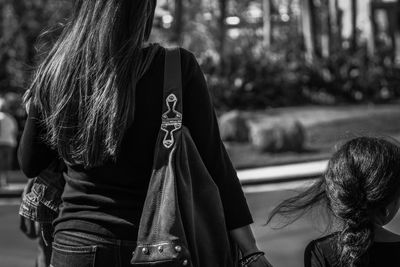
[305,233,400,267]
[18,47,253,239]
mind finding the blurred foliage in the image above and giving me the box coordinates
[204,44,400,110]
[173,0,400,110]
[301,47,400,104]
[155,0,400,110]
[0,0,399,112]
[0,0,72,94]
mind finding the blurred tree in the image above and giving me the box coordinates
[369,0,400,64]
[301,0,316,62]
[329,0,341,50]
[394,0,400,64]
[171,0,184,44]
[263,0,272,49]
[218,0,228,65]
[320,0,331,58]
[368,0,377,57]
[351,0,357,51]
[182,0,218,57]
[0,0,71,94]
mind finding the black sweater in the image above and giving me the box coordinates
[18,47,253,239]
[305,233,400,267]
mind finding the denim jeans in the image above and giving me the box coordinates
[37,230,52,267]
[19,160,65,224]
[51,231,137,267]
[19,177,61,223]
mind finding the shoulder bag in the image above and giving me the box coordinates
[130,48,238,267]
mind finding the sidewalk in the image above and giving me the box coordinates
[238,159,327,185]
[0,160,328,198]
[0,171,26,198]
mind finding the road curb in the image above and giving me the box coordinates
[238,160,328,186]
[0,184,25,198]
[0,160,329,197]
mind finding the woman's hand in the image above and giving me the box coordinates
[248,255,273,267]
[19,179,41,239]
[20,217,40,239]
[230,225,274,267]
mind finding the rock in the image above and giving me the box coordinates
[219,110,249,143]
[249,119,305,152]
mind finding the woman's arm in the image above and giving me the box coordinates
[230,225,273,267]
[18,103,58,178]
[182,50,253,230]
[182,50,273,266]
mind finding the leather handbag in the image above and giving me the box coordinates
[130,48,238,267]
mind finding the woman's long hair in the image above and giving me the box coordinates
[28,0,158,168]
[267,137,400,267]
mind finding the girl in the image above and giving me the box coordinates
[18,1,271,266]
[268,137,400,267]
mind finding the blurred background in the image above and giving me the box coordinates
[0,0,400,266]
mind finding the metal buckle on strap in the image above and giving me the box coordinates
[161,94,182,148]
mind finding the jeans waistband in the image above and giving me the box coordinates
[54,230,137,247]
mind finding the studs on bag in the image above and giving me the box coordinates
[174,245,182,253]
[142,247,150,255]
[182,259,188,266]
[158,245,164,253]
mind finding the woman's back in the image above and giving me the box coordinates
[53,45,169,238]
[305,233,400,267]
[19,45,253,239]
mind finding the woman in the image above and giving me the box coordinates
[18,1,271,266]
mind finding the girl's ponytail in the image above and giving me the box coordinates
[339,216,374,266]
[325,145,376,266]
[334,200,374,266]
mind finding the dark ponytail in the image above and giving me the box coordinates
[338,219,374,266]
[268,137,400,267]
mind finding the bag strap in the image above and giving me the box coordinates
[163,48,182,108]
[161,48,183,149]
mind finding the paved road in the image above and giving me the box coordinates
[1,185,400,267]
[0,200,38,267]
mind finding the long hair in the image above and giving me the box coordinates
[267,137,400,266]
[28,0,158,168]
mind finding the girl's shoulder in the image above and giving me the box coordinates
[304,233,339,267]
[307,232,339,251]
[305,233,400,266]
